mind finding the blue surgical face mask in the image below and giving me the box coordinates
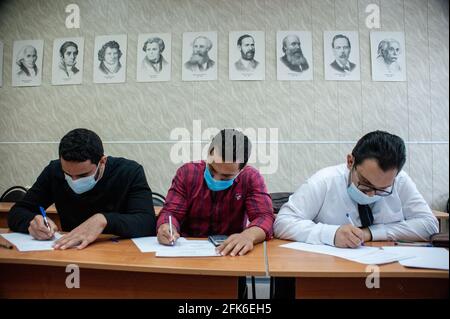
[347,182,382,205]
[65,164,100,194]
[204,166,237,192]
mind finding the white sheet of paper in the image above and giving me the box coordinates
[1,232,63,252]
[280,242,412,265]
[131,236,187,253]
[156,239,221,257]
[382,246,449,270]
[347,250,411,265]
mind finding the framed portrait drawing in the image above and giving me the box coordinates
[324,31,360,81]
[370,31,406,81]
[277,31,313,81]
[229,31,265,81]
[182,31,217,81]
[0,40,3,87]
[137,33,171,82]
[12,39,44,87]
[52,37,84,85]
[93,34,127,84]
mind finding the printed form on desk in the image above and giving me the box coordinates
[280,242,413,265]
[1,232,63,252]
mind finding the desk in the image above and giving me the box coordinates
[433,210,449,233]
[0,228,266,298]
[0,202,162,229]
[267,239,448,299]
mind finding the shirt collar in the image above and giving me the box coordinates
[336,59,350,70]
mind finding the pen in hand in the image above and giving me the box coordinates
[345,213,355,226]
[346,213,364,246]
[169,215,174,246]
[39,206,54,238]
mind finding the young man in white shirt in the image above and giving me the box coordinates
[274,130,439,248]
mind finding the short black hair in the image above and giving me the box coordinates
[352,130,406,172]
[332,34,351,48]
[98,40,122,61]
[59,41,78,58]
[237,34,253,47]
[209,129,251,170]
[59,128,104,164]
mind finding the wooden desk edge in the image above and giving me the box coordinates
[267,269,449,278]
[0,229,266,277]
[0,257,266,277]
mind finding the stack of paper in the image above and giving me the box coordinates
[382,246,449,270]
[131,236,220,257]
[280,242,412,265]
[1,232,63,252]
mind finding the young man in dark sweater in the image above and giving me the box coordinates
[8,128,156,250]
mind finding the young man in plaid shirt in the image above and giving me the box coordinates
[157,129,274,256]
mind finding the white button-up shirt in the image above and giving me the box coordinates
[274,164,439,246]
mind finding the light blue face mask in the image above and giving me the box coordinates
[347,182,382,205]
[204,166,237,192]
[65,164,100,194]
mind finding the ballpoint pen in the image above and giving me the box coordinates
[169,215,174,246]
[39,206,51,231]
[346,213,356,226]
[39,206,55,240]
[346,213,365,246]
[0,242,13,249]
[394,241,433,247]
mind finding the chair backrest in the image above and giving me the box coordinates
[0,186,28,202]
[270,192,293,214]
[152,192,166,207]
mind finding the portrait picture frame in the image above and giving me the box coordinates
[93,34,127,84]
[370,31,406,82]
[229,31,265,81]
[277,31,313,81]
[51,37,84,85]
[323,31,360,81]
[11,39,44,87]
[182,31,218,81]
[137,33,171,82]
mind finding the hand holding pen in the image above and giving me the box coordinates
[334,214,365,248]
[27,206,57,240]
[156,215,180,246]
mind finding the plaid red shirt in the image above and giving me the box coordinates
[157,161,274,239]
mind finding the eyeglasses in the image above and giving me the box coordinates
[351,168,395,197]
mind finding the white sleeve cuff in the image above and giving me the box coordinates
[369,224,387,241]
[321,224,340,246]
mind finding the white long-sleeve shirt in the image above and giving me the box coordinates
[274,164,439,246]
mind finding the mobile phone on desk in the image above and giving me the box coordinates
[208,235,228,247]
